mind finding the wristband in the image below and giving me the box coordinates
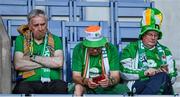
[108,76,116,86]
[33,55,36,60]
[30,55,36,62]
[82,77,87,86]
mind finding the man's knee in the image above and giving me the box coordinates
[13,83,33,94]
[51,80,68,93]
[155,72,171,82]
[74,84,85,96]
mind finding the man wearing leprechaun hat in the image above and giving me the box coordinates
[120,8,177,95]
[71,25,129,96]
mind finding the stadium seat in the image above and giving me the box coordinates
[115,21,141,52]
[0,0,31,16]
[114,0,154,20]
[32,0,74,21]
[73,1,115,43]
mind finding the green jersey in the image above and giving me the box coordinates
[15,34,63,81]
[72,42,120,78]
[120,41,177,81]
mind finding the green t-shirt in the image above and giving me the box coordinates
[15,34,63,81]
[72,42,120,78]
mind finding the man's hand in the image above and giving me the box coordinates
[84,78,99,89]
[144,68,158,76]
[98,75,109,88]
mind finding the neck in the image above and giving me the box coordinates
[144,44,155,49]
[34,38,44,44]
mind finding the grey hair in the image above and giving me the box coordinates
[27,9,48,23]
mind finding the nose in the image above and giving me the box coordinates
[38,25,43,31]
[152,35,158,39]
[93,49,98,52]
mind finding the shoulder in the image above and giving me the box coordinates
[123,41,138,50]
[106,42,117,50]
[15,35,24,42]
[51,34,61,40]
[158,43,172,53]
[74,42,84,50]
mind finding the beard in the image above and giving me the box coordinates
[33,32,46,40]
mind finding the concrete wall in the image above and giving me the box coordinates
[152,0,180,93]
[0,17,11,93]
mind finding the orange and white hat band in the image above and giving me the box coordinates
[85,28,103,41]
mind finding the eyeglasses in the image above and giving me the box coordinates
[146,32,159,39]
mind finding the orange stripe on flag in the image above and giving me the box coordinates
[146,9,151,25]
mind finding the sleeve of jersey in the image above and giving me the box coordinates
[72,44,83,72]
[164,47,177,78]
[120,44,146,81]
[108,44,120,71]
[54,36,63,50]
[15,35,24,52]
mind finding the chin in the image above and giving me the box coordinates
[90,53,100,56]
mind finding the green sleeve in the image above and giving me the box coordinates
[163,46,177,78]
[108,43,120,71]
[120,42,146,78]
[72,43,84,72]
[15,35,24,52]
[53,35,63,50]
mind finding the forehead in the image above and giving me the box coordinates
[30,15,46,24]
[89,47,101,50]
[146,30,158,35]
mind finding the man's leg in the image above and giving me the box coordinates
[45,80,68,94]
[13,81,34,94]
[102,84,130,94]
[132,80,147,94]
[141,72,172,94]
[74,84,85,96]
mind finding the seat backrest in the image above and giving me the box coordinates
[73,1,113,21]
[114,0,154,20]
[114,0,147,2]
[73,1,115,43]
[48,20,62,37]
[115,21,140,52]
[61,21,109,42]
[32,0,73,21]
[0,0,31,16]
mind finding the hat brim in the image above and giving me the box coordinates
[139,27,162,39]
[83,37,108,48]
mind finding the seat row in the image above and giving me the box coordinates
[1,0,154,82]
[1,0,154,44]
[6,19,140,82]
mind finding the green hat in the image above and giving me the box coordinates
[140,8,163,39]
[83,25,108,48]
